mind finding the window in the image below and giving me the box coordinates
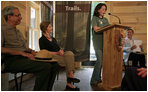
[30,7,36,28]
[29,5,40,51]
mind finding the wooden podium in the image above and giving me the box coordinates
[96,24,130,90]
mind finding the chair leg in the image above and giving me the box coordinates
[14,73,19,91]
[20,72,23,90]
[123,60,127,70]
[57,71,59,80]
[14,72,23,91]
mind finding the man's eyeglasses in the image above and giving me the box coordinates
[13,14,21,17]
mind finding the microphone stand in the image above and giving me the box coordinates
[108,13,121,24]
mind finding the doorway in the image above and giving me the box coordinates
[82,2,104,66]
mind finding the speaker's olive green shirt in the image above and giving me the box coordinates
[91,16,109,50]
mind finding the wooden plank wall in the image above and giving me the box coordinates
[106,1,147,52]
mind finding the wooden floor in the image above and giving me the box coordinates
[10,67,121,91]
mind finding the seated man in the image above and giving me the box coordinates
[123,28,145,67]
[1,6,59,91]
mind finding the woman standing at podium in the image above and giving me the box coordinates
[90,3,110,86]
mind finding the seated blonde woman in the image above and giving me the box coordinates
[39,21,80,91]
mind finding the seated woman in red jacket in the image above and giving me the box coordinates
[39,21,80,91]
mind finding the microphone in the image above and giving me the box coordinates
[108,13,121,24]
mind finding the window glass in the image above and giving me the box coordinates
[30,7,36,28]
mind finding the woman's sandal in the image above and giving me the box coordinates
[67,77,80,83]
[66,85,80,91]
